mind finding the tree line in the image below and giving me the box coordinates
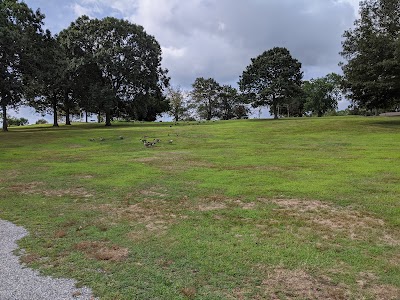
[1,0,399,131]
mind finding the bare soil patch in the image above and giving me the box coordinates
[260,268,348,299]
[74,241,129,262]
[9,182,94,199]
[263,198,399,245]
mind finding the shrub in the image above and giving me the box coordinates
[36,119,48,124]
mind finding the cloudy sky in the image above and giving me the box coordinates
[16,0,360,122]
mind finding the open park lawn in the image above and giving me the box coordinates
[0,116,399,299]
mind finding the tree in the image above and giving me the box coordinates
[0,0,44,131]
[27,31,67,127]
[303,73,342,117]
[167,86,192,122]
[58,16,169,126]
[191,77,221,120]
[341,0,400,111]
[219,85,249,120]
[239,47,303,119]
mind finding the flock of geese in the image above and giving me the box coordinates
[89,136,173,147]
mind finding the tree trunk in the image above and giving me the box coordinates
[318,111,323,117]
[105,109,111,126]
[98,111,101,123]
[52,96,59,127]
[2,102,8,132]
[85,111,88,123]
[65,107,71,125]
[273,104,278,119]
[272,95,278,119]
[64,91,71,125]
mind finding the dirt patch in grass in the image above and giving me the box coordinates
[196,195,257,212]
[74,241,129,262]
[356,272,400,299]
[260,268,349,299]
[139,189,167,198]
[20,253,41,265]
[0,170,20,182]
[262,198,399,246]
[94,198,182,237]
[9,182,93,199]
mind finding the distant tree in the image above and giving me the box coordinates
[58,16,169,126]
[303,73,342,117]
[191,77,221,120]
[0,0,44,131]
[7,116,28,126]
[219,85,249,120]
[341,0,400,111]
[167,86,193,122]
[239,47,303,119]
[35,119,48,125]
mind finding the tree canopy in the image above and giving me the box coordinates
[58,16,169,125]
[239,47,303,119]
[304,73,342,117]
[341,0,400,111]
[0,0,44,131]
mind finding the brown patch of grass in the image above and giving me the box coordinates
[180,287,197,299]
[260,268,349,299]
[262,198,399,245]
[9,181,44,193]
[198,202,227,211]
[356,272,400,299]
[9,182,94,199]
[74,241,129,262]
[94,198,181,236]
[20,253,40,264]
[76,175,94,179]
[54,230,67,238]
[139,189,167,198]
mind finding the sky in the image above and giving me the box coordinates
[13,0,360,123]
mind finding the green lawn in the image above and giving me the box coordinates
[0,116,399,299]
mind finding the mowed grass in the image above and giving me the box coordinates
[0,116,399,299]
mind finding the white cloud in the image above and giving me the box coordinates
[71,3,102,18]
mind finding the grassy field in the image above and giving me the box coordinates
[0,116,399,299]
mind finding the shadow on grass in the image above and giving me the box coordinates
[4,121,184,134]
[369,117,400,129]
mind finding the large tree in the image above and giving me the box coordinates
[239,47,303,119]
[191,77,221,120]
[58,16,169,126]
[27,31,68,127]
[0,0,44,131]
[304,73,342,117]
[341,0,400,111]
